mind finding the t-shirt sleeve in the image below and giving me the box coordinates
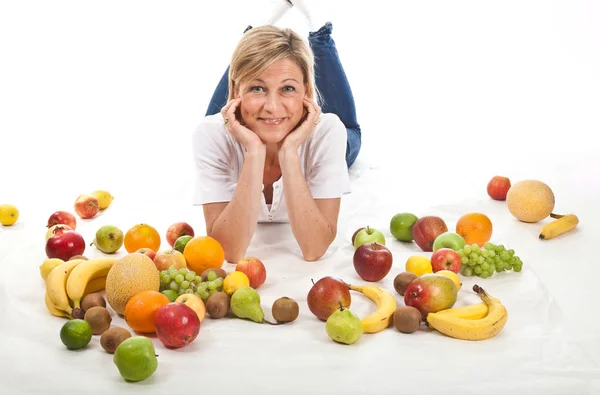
[305,114,352,199]
[192,120,237,205]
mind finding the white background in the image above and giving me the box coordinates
[1,1,599,394]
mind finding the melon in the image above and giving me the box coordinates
[105,253,160,315]
[506,179,555,223]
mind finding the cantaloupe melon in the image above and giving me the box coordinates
[105,253,160,315]
[506,179,555,223]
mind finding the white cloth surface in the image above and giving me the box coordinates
[192,112,351,223]
[1,1,600,394]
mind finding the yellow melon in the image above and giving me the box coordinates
[506,179,555,223]
[105,253,160,315]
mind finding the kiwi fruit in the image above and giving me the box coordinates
[81,292,106,312]
[393,306,422,334]
[100,327,132,354]
[394,272,417,296]
[84,306,112,335]
[206,292,230,319]
[201,268,227,281]
[272,297,299,323]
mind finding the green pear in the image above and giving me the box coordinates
[92,225,124,254]
[230,286,264,323]
[326,305,363,345]
[113,336,158,382]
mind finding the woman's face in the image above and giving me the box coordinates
[236,58,307,144]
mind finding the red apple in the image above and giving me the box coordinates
[412,216,448,252]
[307,276,351,321]
[74,194,100,219]
[430,248,462,274]
[353,242,393,282]
[45,224,73,241]
[166,222,195,247]
[135,248,156,261]
[404,274,458,319]
[155,303,201,349]
[235,257,267,288]
[351,227,366,245]
[46,231,86,261]
[153,249,187,271]
[47,211,77,230]
[487,176,511,201]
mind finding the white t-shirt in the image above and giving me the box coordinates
[192,112,351,223]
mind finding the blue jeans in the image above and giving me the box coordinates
[205,23,362,168]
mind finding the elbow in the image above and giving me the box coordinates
[301,232,336,262]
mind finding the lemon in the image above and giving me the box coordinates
[90,190,114,210]
[405,256,433,277]
[436,270,462,291]
[60,319,92,350]
[0,204,19,226]
[223,271,250,295]
[40,258,65,281]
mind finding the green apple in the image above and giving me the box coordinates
[353,226,386,249]
[389,213,418,242]
[432,232,466,252]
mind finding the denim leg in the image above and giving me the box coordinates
[309,22,361,168]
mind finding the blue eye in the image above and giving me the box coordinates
[250,86,264,93]
[283,85,296,92]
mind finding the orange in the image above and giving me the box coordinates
[456,213,493,247]
[123,290,170,333]
[183,236,224,274]
[124,223,161,253]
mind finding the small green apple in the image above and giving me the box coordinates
[353,226,386,249]
[389,213,419,242]
[432,232,466,252]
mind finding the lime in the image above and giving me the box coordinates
[60,319,92,350]
[173,235,193,254]
[114,336,158,382]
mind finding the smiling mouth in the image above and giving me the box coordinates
[259,117,286,125]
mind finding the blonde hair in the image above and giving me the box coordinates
[227,25,320,103]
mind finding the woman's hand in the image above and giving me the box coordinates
[278,98,322,154]
[221,98,264,153]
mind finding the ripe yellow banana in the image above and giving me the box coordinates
[45,258,86,316]
[66,257,116,312]
[44,292,71,319]
[433,302,488,320]
[426,285,507,341]
[347,283,397,333]
[539,213,579,240]
[83,276,106,296]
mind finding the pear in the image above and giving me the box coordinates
[230,286,265,323]
[92,225,124,254]
[325,304,363,345]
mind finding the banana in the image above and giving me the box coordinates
[347,283,397,333]
[44,292,71,319]
[539,213,579,240]
[426,285,507,341]
[39,258,65,281]
[45,258,86,315]
[433,302,489,320]
[66,257,116,311]
[83,276,106,296]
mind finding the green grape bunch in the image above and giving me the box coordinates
[159,265,224,302]
[458,242,523,279]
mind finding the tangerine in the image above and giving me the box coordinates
[124,224,161,253]
[455,213,493,247]
[183,236,224,274]
[123,290,170,334]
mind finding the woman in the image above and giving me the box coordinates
[193,4,361,263]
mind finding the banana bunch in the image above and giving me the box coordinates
[539,213,579,240]
[426,285,507,341]
[44,257,116,319]
[347,283,397,333]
